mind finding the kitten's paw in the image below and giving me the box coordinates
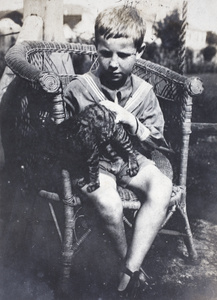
[87,181,100,193]
[128,161,139,177]
[77,178,86,188]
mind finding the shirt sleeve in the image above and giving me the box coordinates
[63,79,78,115]
[135,88,165,142]
[63,76,96,115]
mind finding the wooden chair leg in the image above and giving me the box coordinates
[58,169,92,296]
[177,190,198,263]
[59,204,76,294]
[58,170,77,295]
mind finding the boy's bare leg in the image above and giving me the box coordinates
[118,164,172,291]
[81,172,127,259]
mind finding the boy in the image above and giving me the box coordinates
[63,5,172,297]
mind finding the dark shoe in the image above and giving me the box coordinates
[118,267,149,300]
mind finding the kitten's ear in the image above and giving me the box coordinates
[136,43,146,59]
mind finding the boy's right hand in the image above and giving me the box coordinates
[101,101,137,133]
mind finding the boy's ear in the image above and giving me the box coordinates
[136,43,146,59]
[92,37,96,46]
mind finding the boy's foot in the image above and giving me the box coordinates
[117,267,150,299]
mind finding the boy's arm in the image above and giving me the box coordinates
[63,77,97,114]
[128,89,171,151]
[63,81,78,115]
[133,88,164,140]
[101,89,164,139]
[101,89,171,152]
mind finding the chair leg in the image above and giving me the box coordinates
[177,190,198,263]
[58,170,92,295]
[58,169,77,295]
[59,204,76,294]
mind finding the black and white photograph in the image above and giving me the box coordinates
[0,0,217,299]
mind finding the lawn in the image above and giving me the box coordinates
[191,73,217,123]
[187,72,217,223]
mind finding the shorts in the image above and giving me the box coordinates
[99,152,155,188]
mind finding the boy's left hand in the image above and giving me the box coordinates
[101,100,135,127]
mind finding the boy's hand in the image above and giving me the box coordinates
[101,100,136,130]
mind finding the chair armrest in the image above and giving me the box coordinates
[135,59,204,97]
[5,41,97,91]
[5,42,60,93]
[5,42,42,83]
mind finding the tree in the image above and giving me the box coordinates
[202,31,217,63]
[152,9,182,71]
[206,31,217,45]
[202,46,216,62]
[142,42,161,64]
[153,9,181,52]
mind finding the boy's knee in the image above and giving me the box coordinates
[161,175,173,205]
[148,168,172,206]
[89,189,124,224]
[159,172,172,190]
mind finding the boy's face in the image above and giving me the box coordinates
[97,36,139,85]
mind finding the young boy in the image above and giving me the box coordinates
[63,5,172,297]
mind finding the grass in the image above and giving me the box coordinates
[188,72,217,222]
[191,73,217,123]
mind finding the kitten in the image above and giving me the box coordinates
[55,103,139,192]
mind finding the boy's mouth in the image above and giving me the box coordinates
[110,72,122,80]
[100,71,126,87]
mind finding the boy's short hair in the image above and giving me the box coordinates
[95,6,146,51]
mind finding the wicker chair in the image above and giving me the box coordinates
[2,41,203,292]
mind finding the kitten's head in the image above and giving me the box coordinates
[82,103,116,142]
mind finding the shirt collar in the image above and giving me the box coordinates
[91,69,133,106]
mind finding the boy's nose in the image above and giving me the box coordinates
[109,53,119,68]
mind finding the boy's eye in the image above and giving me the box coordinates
[117,52,133,59]
[99,50,112,58]
[99,50,136,59]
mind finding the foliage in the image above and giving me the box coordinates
[153,9,181,52]
[192,73,217,123]
[144,9,217,73]
[206,31,217,45]
[202,46,216,62]
[149,9,182,72]
[142,42,161,64]
[202,31,217,64]
[143,42,217,74]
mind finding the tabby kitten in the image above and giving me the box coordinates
[55,103,139,192]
